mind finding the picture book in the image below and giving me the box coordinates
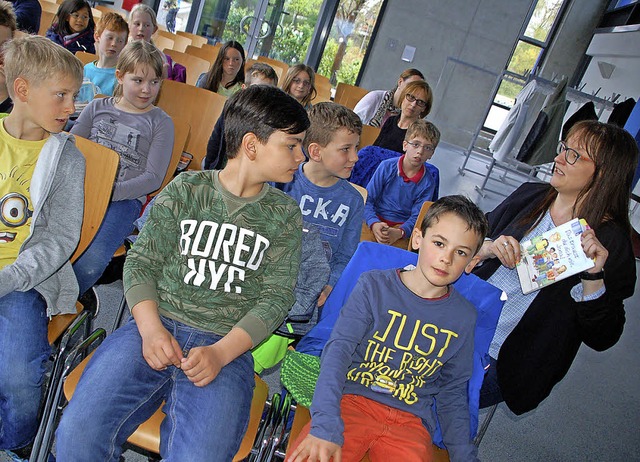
[516,218,595,294]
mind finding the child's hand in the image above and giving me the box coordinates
[286,434,341,462]
[181,345,224,387]
[387,227,404,245]
[140,325,183,371]
[580,229,608,273]
[317,285,333,307]
[371,222,389,244]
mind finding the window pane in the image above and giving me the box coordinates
[507,41,543,76]
[256,0,324,64]
[523,0,564,43]
[196,0,260,43]
[484,104,510,132]
[318,0,384,85]
[495,79,524,109]
[157,0,193,33]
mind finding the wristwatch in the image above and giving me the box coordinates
[579,270,605,280]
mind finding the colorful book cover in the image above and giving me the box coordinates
[516,218,595,294]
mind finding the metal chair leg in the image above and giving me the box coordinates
[474,403,498,446]
[30,328,107,462]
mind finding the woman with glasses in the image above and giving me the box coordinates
[474,120,638,415]
[281,64,316,110]
[354,68,424,127]
[372,80,432,154]
[45,0,95,54]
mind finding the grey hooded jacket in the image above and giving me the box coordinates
[0,131,85,316]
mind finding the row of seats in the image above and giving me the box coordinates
[34,2,372,113]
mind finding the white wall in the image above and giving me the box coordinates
[578,27,640,115]
[359,0,609,148]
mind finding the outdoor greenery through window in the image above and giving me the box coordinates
[485,0,565,131]
[194,0,384,86]
[318,0,384,85]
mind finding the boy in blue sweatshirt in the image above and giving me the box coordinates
[365,120,440,246]
[288,195,489,462]
[279,102,363,306]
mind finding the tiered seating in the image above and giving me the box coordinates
[156,29,191,52]
[163,48,210,86]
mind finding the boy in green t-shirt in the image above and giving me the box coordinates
[56,85,310,460]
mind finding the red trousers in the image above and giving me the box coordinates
[289,394,433,462]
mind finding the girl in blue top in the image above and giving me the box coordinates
[45,0,95,54]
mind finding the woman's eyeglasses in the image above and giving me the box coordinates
[70,13,90,21]
[405,93,428,108]
[556,141,593,165]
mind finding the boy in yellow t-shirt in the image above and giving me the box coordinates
[0,36,84,458]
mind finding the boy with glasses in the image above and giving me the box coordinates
[364,120,440,246]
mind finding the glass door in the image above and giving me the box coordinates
[194,0,263,49]
[185,0,387,87]
[253,0,323,63]
[192,0,322,61]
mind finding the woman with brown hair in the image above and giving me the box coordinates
[354,68,424,127]
[372,80,432,154]
[475,120,638,415]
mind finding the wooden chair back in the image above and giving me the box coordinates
[150,118,190,197]
[350,182,367,203]
[176,31,208,48]
[39,1,59,14]
[47,136,118,345]
[163,49,210,86]
[94,5,127,18]
[75,51,97,66]
[152,34,174,53]
[38,11,55,36]
[407,201,433,251]
[200,43,221,61]
[334,82,368,110]
[256,55,289,75]
[350,182,369,242]
[64,352,269,462]
[359,125,381,148]
[185,44,216,65]
[91,7,102,19]
[155,79,226,170]
[156,30,191,52]
[71,136,120,262]
[313,73,332,103]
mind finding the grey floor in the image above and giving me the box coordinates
[10,145,639,461]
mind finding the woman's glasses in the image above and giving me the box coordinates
[557,141,593,165]
[405,93,428,108]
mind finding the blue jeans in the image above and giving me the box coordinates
[479,356,504,408]
[56,317,254,461]
[0,289,50,450]
[73,199,142,295]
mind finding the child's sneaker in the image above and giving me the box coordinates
[78,286,100,319]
